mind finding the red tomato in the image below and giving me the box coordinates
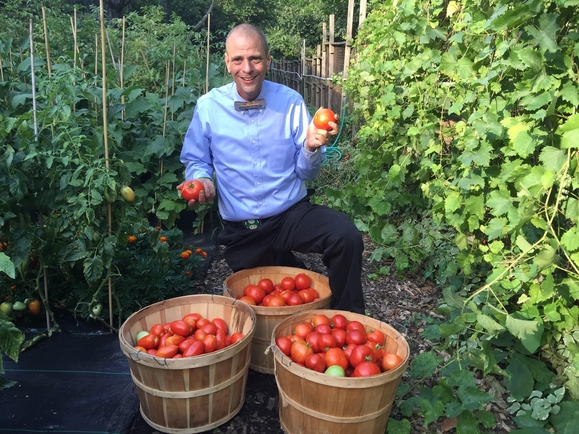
[276,336,293,356]
[349,345,377,367]
[305,353,327,373]
[137,334,158,350]
[194,329,208,341]
[28,299,41,315]
[343,343,357,361]
[183,312,202,322]
[179,339,194,354]
[352,361,381,377]
[200,323,217,335]
[280,276,295,291]
[298,289,315,303]
[308,287,320,299]
[305,331,323,353]
[239,295,257,306]
[158,333,172,348]
[346,320,366,332]
[294,273,312,290]
[381,353,403,371]
[316,323,332,335]
[165,335,185,346]
[367,328,386,346]
[212,317,228,334]
[311,314,331,329]
[149,323,165,337]
[258,278,274,294]
[365,341,383,361]
[230,332,244,344]
[291,340,313,364]
[346,329,367,345]
[318,333,337,352]
[266,296,285,307]
[324,347,348,370]
[286,292,304,306]
[196,318,211,328]
[203,334,218,353]
[182,316,197,330]
[280,290,294,304]
[313,108,336,131]
[173,354,183,359]
[147,349,158,356]
[183,340,205,357]
[180,180,204,201]
[331,314,348,330]
[156,344,179,359]
[170,320,191,337]
[331,328,347,348]
[294,321,314,339]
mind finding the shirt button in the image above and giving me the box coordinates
[256,182,260,186]
[254,161,258,165]
[252,140,256,144]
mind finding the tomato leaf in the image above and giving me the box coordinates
[0,320,25,364]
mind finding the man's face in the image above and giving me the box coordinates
[224,31,271,102]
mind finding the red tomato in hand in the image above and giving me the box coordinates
[294,273,312,290]
[180,180,204,202]
[313,108,336,131]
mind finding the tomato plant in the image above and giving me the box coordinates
[313,108,336,131]
[179,180,204,202]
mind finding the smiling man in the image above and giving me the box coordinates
[179,24,366,314]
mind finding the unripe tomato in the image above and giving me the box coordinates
[0,302,13,316]
[120,186,135,202]
[13,301,27,311]
[313,108,336,131]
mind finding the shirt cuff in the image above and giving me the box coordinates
[302,141,321,158]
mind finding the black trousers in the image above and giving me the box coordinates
[218,198,366,314]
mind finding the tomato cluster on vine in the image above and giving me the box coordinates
[238,273,320,307]
[275,313,403,377]
[133,313,245,359]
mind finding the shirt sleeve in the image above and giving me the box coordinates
[180,103,214,181]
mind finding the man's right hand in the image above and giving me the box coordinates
[177,178,216,207]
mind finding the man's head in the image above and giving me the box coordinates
[224,24,271,102]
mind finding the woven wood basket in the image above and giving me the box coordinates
[271,309,410,434]
[223,266,332,374]
[118,294,256,433]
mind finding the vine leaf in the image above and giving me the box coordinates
[505,314,544,353]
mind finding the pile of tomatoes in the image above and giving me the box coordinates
[133,312,245,359]
[237,273,321,307]
[275,313,404,377]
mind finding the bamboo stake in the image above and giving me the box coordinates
[0,52,4,82]
[98,0,113,330]
[120,17,126,120]
[205,14,210,94]
[171,44,176,120]
[41,6,51,76]
[105,28,117,70]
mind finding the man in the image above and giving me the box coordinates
[179,24,365,314]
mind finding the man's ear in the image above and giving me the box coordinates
[224,53,231,73]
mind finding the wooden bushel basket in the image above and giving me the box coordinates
[118,294,256,434]
[271,309,410,434]
[223,266,332,374]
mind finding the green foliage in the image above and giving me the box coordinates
[342,0,579,431]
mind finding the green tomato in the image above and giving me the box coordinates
[91,303,102,317]
[13,301,27,311]
[0,302,13,316]
[120,186,135,202]
[135,330,149,343]
[325,365,346,377]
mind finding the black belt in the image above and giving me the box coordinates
[225,217,272,230]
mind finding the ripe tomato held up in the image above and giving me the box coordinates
[180,180,204,202]
[313,108,336,131]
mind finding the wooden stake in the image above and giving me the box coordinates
[171,44,176,120]
[205,14,210,94]
[41,6,51,76]
[98,0,113,330]
[120,17,126,120]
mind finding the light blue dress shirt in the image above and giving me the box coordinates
[180,80,325,222]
